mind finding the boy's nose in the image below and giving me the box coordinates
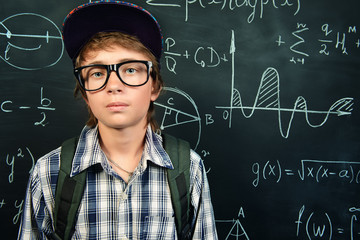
[106,71,125,93]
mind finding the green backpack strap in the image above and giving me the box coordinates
[51,134,192,240]
[51,137,87,240]
[162,133,193,240]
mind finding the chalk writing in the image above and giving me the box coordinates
[13,200,23,225]
[164,37,227,74]
[1,87,55,126]
[289,23,309,60]
[216,30,354,138]
[5,154,15,183]
[0,1,358,239]
[0,199,5,208]
[277,23,359,65]
[146,0,301,23]
[0,13,63,70]
[4,147,34,183]
[252,159,360,187]
[217,207,250,240]
[296,205,360,240]
[154,87,202,149]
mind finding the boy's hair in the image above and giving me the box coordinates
[74,31,163,131]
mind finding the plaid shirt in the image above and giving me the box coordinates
[18,125,218,239]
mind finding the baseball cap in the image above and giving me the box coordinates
[62,1,163,63]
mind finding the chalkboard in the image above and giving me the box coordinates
[1,1,359,239]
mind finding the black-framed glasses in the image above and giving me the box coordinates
[74,60,153,91]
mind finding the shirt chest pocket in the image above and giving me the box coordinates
[143,214,177,239]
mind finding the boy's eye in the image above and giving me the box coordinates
[92,72,104,78]
[125,68,137,74]
[86,66,107,80]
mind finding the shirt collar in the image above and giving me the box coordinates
[70,125,103,177]
[70,125,173,177]
[142,125,174,170]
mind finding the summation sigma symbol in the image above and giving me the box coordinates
[276,23,359,65]
[252,159,360,187]
[216,30,354,138]
[296,205,360,240]
[0,13,64,70]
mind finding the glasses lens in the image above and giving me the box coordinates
[76,61,151,91]
[80,65,108,91]
[118,61,149,86]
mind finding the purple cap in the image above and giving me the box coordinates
[62,1,163,63]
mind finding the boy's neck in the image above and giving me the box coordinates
[98,123,147,179]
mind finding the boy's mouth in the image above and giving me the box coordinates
[106,102,129,111]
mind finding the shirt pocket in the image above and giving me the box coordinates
[143,214,176,239]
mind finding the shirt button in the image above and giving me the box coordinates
[119,192,128,201]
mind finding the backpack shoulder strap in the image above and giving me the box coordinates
[51,137,87,240]
[162,133,193,240]
[51,134,192,240]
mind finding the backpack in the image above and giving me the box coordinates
[50,134,193,240]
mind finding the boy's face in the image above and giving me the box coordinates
[81,45,160,131]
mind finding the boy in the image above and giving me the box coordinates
[18,1,218,239]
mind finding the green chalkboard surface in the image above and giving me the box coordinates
[0,0,359,239]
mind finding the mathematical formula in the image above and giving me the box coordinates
[1,87,55,126]
[214,30,354,138]
[1,147,31,227]
[0,13,64,70]
[277,23,359,65]
[0,1,359,239]
[164,24,359,76]
[252,159,360,187]
[164,37,229,74]
[216,204,360,240]
[0,199,24,225]
[146,0,301,23]
[296,205,360,240]
[3,146,35,184]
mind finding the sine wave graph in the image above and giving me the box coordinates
[216,30,354,138]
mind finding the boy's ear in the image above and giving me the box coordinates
[151,86,161,102]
